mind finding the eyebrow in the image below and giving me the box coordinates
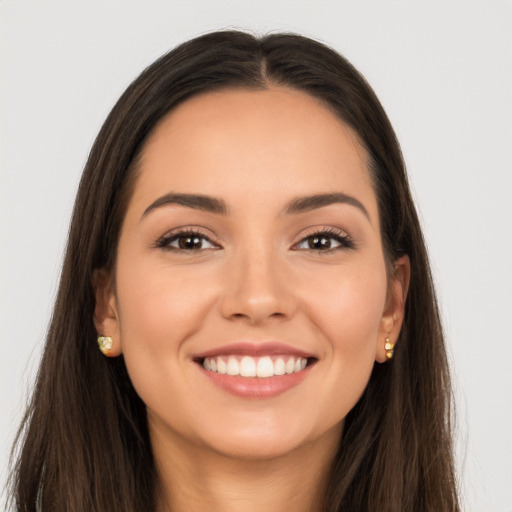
[142,193,228,219]
[141,191,369,221]
[284,193,370,220]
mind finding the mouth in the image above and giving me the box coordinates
[197,354,316,378]
[192,343,318,398]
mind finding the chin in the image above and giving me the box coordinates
[189,413,344,462]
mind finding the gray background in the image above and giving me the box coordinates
[1,1,511,510]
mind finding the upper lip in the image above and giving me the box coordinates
[193,342,316,360]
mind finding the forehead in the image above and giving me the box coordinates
[131,87,377,219]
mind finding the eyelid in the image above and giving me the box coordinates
[291,226,355,251]
[154,226,221,251]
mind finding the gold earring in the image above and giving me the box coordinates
[97,336,113,355]
[385,337,395,360]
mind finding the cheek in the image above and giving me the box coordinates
[263,258,388,438]
[113,255,218,392]
[113,258,221,430]
[297,257,388,388]
[116,258,214,340]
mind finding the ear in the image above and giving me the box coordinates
[375,255,410,363]
[92,268,122,357]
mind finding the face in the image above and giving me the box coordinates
[96,87,408,461]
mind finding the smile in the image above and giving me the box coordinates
[194,343,317,399]
[203,355,308,378]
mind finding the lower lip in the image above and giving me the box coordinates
[198,364,313,399]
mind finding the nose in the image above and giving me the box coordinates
[220,246,297,325]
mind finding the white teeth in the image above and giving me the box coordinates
[256,356,274,378]
[285,358,295,374]
[217,358,226,374]
[240,356,256,377]
[203,355,309,378]
[227,357,240,376]
[274,357,285,376]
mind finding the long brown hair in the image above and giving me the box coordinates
[8,30,459,511]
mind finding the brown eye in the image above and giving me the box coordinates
[305,235,334,250]
[177,235,205,250]
[157,231,218,251]
[294,230,354,252]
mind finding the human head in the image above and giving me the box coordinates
[12,30,457,512]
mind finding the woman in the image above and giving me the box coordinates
[8,30,459,511]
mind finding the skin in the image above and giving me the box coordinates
[95,87,409,512]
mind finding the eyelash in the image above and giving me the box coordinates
[154,228,354,253]
[293,228,355,252]
[155,229,219,252]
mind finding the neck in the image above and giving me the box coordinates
[152,424,341,512]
